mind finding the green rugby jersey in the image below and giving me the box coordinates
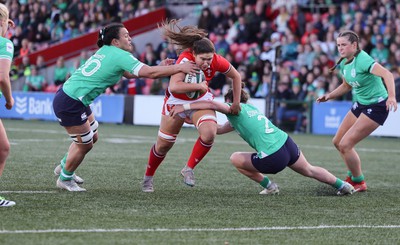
[0,36,14,98]
[226,103,288,158]
[63,45,144,106]
[339,50,388,105]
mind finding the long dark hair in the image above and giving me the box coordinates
[97,23,125,48]
[160,19,215,55]
[329,30,361,72]
[224,82,249,103]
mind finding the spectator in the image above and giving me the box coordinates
[9,25,23,57]
[370,39,389,66]
[197,7,214,33]
[23,65,46,92]
[19,38,30,57]
[53,56,68,86]
[214,31,230,56]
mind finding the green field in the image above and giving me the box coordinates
[0,119,399,244]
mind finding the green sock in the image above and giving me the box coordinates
[351,174,364,183]
[259,177,270,188]
[60,153,68,168]
[332,178,344,189]
[347,170,352,177]
[59,167,74,181]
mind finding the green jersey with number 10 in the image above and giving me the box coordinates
[63,45,144,106]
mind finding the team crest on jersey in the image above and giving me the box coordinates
[205,68,212,76]
[351,68,356,77]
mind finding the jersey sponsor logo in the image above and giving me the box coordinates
[6,42,13,53]
[349,81,360,88]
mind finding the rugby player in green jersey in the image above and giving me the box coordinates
[0,3,16,206]
[317,31,397,192]
[170,84,355,196]
[53,22,198,191]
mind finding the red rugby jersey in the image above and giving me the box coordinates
[170,50,231,100]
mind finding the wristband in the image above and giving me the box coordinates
[183,103,191,111]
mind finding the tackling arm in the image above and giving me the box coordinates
[123,61,198,79]
[225,66,242,114]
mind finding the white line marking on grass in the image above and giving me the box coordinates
[0,191,57,194]
[1,225,400,234]
[8,128,64,134]
[301,144,400,153]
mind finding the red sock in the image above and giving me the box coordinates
[187,137,213,169]
[145,145,165,176]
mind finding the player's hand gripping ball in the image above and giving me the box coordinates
[184,70,205,99]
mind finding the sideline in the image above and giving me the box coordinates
[1,225,400,234]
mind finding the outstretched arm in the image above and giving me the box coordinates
[123,60,198,79]
[217,121,234,135]
[169,100,231,117]
[316,78,352,103]
[169,101,235,135]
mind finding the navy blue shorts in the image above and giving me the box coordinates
[53,87,92,127]
[351,99,388,125]
[251,136,300,174]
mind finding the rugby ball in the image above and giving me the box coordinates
[184,70,205,99]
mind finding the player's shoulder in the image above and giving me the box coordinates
[0,37,14,57]
[357,50,370,58]
[177,50,194,63]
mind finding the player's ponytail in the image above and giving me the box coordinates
[97,23,125,48]
[160,19,214,54]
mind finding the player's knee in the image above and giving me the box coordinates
[199,131,216,144]
[230,152,242,167]
[157,131,176,154]
[158,130,177,143]
[332,137,340,150]
[197,115,217,143]
[0,141,10,160]
[90,120,99,144]
[337,141,352,154]
[196,115,217,129]
[69,130,94,145]
[92,133,99,144]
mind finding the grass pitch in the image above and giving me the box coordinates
[0,119,399,244]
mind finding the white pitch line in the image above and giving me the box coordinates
[1,225,400,234]
[0,191,57,194]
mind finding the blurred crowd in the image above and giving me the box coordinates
[5,0,400,131]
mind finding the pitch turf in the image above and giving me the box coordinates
[0,119,399,244]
